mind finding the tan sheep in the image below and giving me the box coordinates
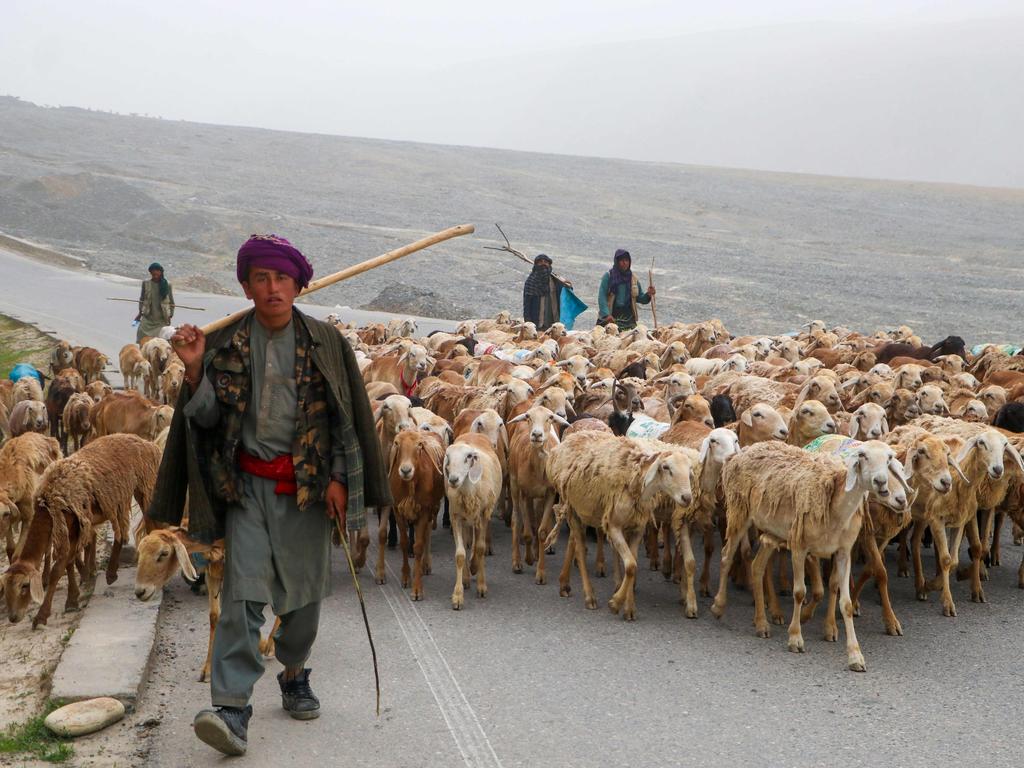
[13,376,43,404]
[118,344,150,392]
[545,433,695,621]
[61,392,93,453]
[0,433,62,560]
[712,440,909,671]
[9,400,49,437]
[444,434,503,610]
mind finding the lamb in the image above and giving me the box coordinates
[119,344,150,392]
[44,372,80,448]
[0,433,62,561]
[9,400,49,437]
[507,405,569,583]
[712,440,909,671]
[141,337,173,400]
[85,381,112,403]
[61,392,93,453]
[376,430,446,601]
[444,434,503,609]
[161,357,186,405]
[2,434,160,627]
[545,433,695,620]
[72,346,108,384]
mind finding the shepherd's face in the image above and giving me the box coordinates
[149,269,163,280]
[243,267,299,326]
[616,258,630,272]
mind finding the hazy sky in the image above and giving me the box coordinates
[2,1,1022,187]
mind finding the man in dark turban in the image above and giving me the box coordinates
[522,254,573,331]
[150,235,391,756]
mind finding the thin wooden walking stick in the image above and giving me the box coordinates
[194,223,475,337]
[648,256,658,329]
[333,516,381,717]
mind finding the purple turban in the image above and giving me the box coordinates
[236,234,314,289]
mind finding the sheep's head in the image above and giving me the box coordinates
[793,400,836,439]
[2,563,44,623]
[978,386,1008,419]
[798,376,842,413]
[444,443,486,488]
[894,365,924,391]
[150,405,175,436]
[399,344,433,376]
[741,404,788,442]
[0,493,17,538]
[665,372,697,402]
[390,430,442,484]
[957,430,1024,481]
[21,401,49,433]
[375,395,415,436]
[698,428,741,468]
[844,441,910,511]
[86,381,112,402]
[507,406,568,446]
[850,403,888,440]
[641,449,694,507]
[469,410,507,454]
[959,399,988,423]
[903,436,960,494]
[502,378,534,408]
[135,529,196,601]
[885,389,921,422]
[611,379,643,417]
[535,387,574,422]
[555,355,593,386]
[916,385,948,415]
[670,394,714,429]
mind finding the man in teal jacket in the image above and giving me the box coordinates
[597,249,655,330]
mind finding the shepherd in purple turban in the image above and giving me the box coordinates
[236,234,314,290]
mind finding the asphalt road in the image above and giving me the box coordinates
[5,251,1024,767]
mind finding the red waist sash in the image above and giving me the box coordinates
[238,448,297,496]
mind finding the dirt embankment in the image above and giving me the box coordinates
[0,314,57,378]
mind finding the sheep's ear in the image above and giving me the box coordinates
[445,426,454,445]
[849,419,860,440]
[843,453,861,492]
[955,437,976,465]
[890,458,913,496]
[904,452,915,478]
[948,453,970,483]
[468,454,484,484]
[1005,442,1024,474]
[499,424,509,454]
[643,458,661,489]
[880,418,889,434]
[698,437,711,464]
[507,413,528,425]
[29,570,44,604]
[174,538,198,581]
[741,410,753,427]
[471,417,484,433]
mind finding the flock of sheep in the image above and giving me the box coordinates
[2,312,1024,677]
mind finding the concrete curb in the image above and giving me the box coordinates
[50,566,161,713]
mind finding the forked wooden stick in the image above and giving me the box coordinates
[196,223,475,336]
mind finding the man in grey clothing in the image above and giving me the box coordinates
[161,234,391,756]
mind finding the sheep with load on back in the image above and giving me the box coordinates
[711,439,910,671]
[544,433,696,621]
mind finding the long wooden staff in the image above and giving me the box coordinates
[107,297,207,311]
[648,256,658,329]
[196,223,475,336]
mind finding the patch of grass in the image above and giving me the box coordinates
[0,700,74,763]
[0,314,56,378]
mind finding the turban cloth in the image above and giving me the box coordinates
[236,234,314,290]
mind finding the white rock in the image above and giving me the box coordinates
[44,697,126,737]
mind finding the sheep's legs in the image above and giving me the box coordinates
[763,555,784,625]
[595,528,606,577]
[776,550,792,596]
[451,518,468,610]
[644,522,659,572]
[523,497,538,567]
[926,523,959,616]
[567,516,596,609]
[836,548,865,672]
[988,510,1004,567]
[895,526,910,577]
[423,515,434,575]
[353,523,370,571]
[510,490,525,573]
[398,520,413,589]
[535,493,556,586]
[912,519,929,599]
[606,526,636,618]
[711,520,752,619]
[750,544,775,638]
[34,548,71,628]
[200,561,223,682]
[473,519,488,598]
[676,521,698,618]
[800,557,825,624]
[374,513,389,585]
[787,548,807,652]
[854,535,902,636]
[699,525,715,597]
[411,515,430,601]
[557,526,575,597]
[963,516,986,603]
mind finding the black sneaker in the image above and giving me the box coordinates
[193,705,252,756]
[277,668,321,720]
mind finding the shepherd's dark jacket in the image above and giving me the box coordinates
[148,308,392,543]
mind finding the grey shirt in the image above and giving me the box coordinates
[184,316,347,480]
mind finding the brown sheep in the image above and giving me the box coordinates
[49,340,74,377]
[45,372,80,447]
[85,380,112,403]
[62,392,93,453]
[0,433,61,561]
[72,346,108,384]
[9,400,49,437]
[118,344,150,392]
[90,390,173,441]
[376,430,446,600]
[3,434,161,627]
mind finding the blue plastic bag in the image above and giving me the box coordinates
[8,363,43,384]
[559,288,588,331]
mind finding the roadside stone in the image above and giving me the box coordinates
[44,697,126,737]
